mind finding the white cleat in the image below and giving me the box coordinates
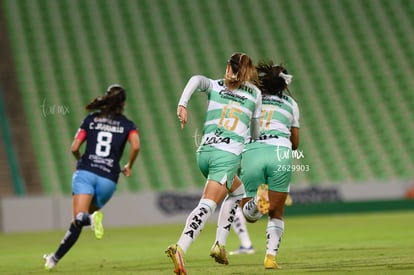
[43,253,57,271]
[229,245,255,255]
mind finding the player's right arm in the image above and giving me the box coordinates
[177,75,211,129]
[250,90,262,140]
[71,129,86,160]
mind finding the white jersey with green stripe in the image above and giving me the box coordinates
[178,75,262,155]
[249,93,299,148]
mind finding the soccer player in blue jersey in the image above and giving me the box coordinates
[239,61,299,269]
[165,52,262,275]
[43,84,140,270]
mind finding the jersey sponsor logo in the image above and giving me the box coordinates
[217,80,254,94]
[203,136,231,145]
[219,90,248,104]
[90,163,111,173]
[262,95,284,106]
[88,154,114,167]
[258,133,279,140]
[247,134,279,143]
[202,128,231,145]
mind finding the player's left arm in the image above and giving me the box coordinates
[123,130,140,177]
[290,100,300,150]
[290,127,299,150]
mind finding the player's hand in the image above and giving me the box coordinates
[177,105,187,129]
[122,164,131,177]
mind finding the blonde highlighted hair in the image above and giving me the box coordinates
[225,52,258,90]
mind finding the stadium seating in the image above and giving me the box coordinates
[2,0,413,195]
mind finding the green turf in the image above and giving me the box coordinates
[0,211,413,274]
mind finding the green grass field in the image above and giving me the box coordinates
[1,210,413,274]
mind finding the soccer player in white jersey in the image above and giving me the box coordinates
[239,61,299,269]
[228,190,293,256]
[165,52,262,275]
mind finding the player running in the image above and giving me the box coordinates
[165,52,262,275]
[239,61,299,269]
[43,84,140,270]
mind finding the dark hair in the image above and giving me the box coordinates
[225,52,258,90]
[85,84,126,116]
[255,61,290,98]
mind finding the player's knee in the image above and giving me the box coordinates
[74,212,91,227]
[268,208,283,220]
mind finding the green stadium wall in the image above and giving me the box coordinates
[1,0,413,201]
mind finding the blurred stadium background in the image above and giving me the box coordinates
[0,0,413,232]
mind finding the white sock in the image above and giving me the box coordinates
[242,199,262,222]
[232,207,253,248]
[266,218,284,256]
[177,198,217,253]
[214,184,244,246]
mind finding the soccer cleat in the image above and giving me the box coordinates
[256,184,269,214]
[229,245,255,255]
[43,253,57,271]
[210,241,229,265]
[264,254,282,269]
[165,244,187,275]
[91,211,104,240]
